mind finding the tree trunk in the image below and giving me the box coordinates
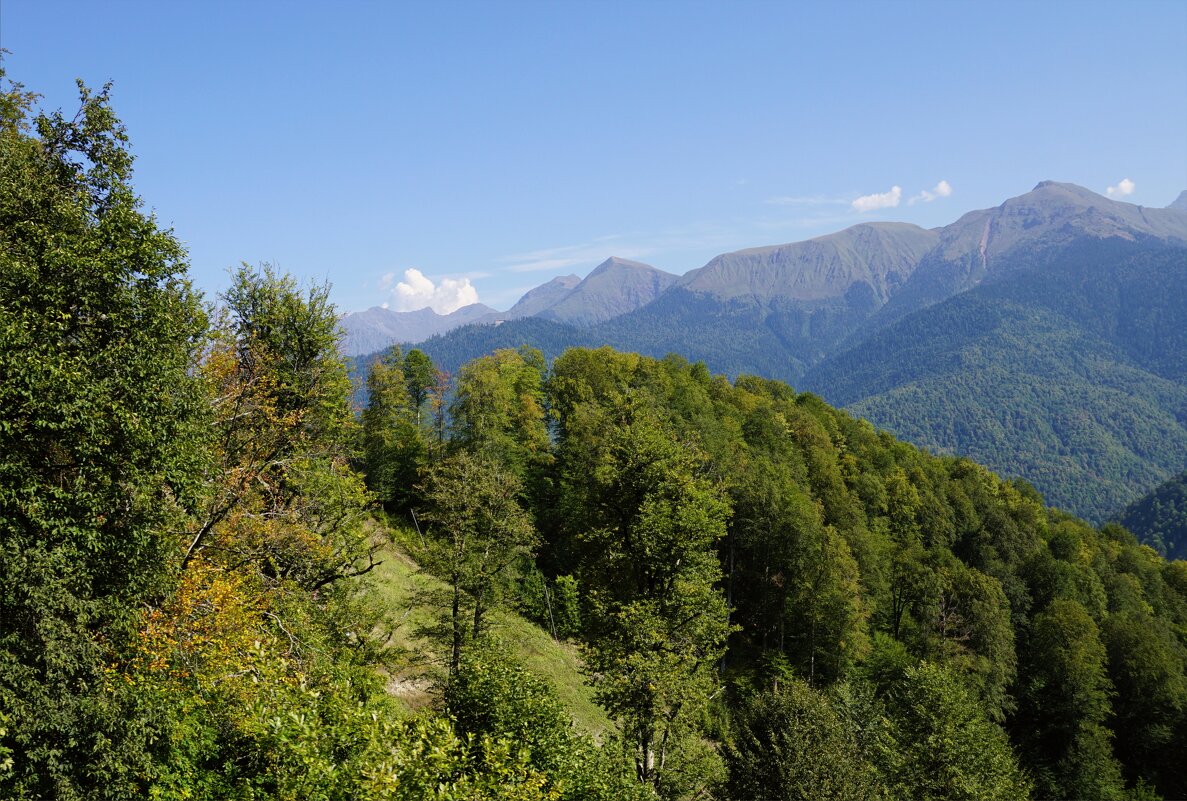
[451,575,463,677]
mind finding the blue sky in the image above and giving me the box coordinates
[3,0,1185,313]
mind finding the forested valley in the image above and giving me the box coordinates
[4,76,1187,801]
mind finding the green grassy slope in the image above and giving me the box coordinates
[368,530,613,736]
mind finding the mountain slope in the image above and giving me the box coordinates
[803,238,1187,522]
[865,181,1187,333]
[680,221,937,303]
[504,274,581,319]
[1116,472,1187,560]
[339,303,497,356]
[538,257,678,326]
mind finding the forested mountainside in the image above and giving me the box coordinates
[360,343,1187,801]
[5,75,1187,801]
[802,238,1187,523]
[1117,471,1187,561]
[353,180,1187,377]
[394,196,1187,531]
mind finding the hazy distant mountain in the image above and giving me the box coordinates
[537,257,678,326]
[1170,190,1187,212]
[338,303,497,357]
[504,274,580,319]
[868,181,1187,330]
[338,259,672,357]
[680,222,937,303]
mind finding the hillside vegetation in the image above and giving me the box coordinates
[1117,472,1187,561]
[804,238,1187,523]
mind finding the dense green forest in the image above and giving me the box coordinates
[1118,472,1187,561]
[4,75,1187,801]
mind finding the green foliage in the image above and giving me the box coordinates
[724,680,886,801]
[419,452,540,675]
[517,569,582,640]
[190,263,377,590]
[450,346,550,478]
[0,73,207,799]
[1117,470,1187,559]
[361,347,428,513]
[1013,599,1127,800]
[875,662,1032,801]
[1101,610,1187,797]
[405,343,1187,800]
[447,640,649,801]
[402,348,437,426]
[549,351,732,797]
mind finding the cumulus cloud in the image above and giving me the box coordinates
[909,180,953,205]
[389,268,480,314]
[1106,178,1135,198]
[852,185,903,213]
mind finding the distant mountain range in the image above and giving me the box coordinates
[338,258,678,356]
[338,303,498,357]
[346,182,1187,530]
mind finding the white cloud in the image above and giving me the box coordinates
[852,185,903,213]
[1106,178,1135,198]
[909,179,954,205]
[390,268,480,314]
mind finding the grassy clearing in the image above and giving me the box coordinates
[367,523,613,737]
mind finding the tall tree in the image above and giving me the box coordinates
[402,348,437,427]
[1100,610,1187,798]
[1013,599,1126,800]
[362,346,427,513]
[0,75,207,798]
[420,452,539,676]
[877,662,1032,801]
[185,264,376,591]
[724,680,885,801]
[563,412,731,797]
[450,346,550,477]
